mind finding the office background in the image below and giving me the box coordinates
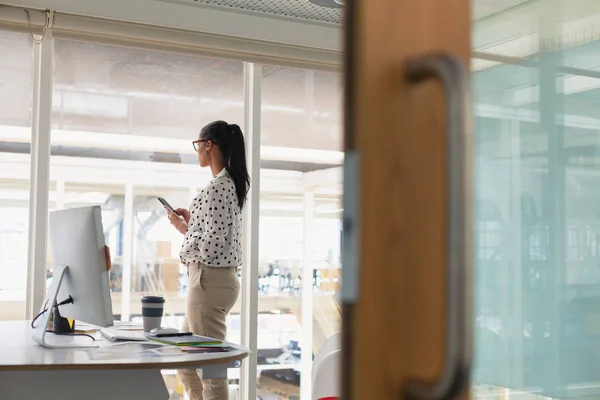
[3,0,600,400]
[0,3,343,399]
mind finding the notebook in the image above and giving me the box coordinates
[147,334,222,346]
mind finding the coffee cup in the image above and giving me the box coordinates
[141,296,165,332]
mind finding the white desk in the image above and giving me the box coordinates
[0,320,249,400]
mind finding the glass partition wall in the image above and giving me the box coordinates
[0,29,343,400]
[472,1,600,399]
[0,30,33,322]
[258,66,343,400]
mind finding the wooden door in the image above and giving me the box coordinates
[342,0,472,399]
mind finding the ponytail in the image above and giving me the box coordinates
[226,124,250,209]
[199,120,251,209]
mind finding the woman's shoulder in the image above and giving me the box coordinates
[203,176,234,198]
[213,172,235,191]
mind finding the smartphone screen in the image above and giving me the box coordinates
[157,197,174,211]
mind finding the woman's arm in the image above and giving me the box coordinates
[180,184,231,261]
[174,208,191,224]
[166,208,189,235]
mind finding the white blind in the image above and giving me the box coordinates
[0,5,341,69]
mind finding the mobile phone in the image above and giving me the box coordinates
[157,197,174,212]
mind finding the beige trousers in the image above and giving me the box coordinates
[177,263,240,400]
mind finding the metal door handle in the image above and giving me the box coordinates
[403,52,473,400]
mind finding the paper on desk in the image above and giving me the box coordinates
[74,322,99,334]
[87,342,183,360]
[147,334,222,346]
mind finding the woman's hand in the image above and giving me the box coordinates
[173,208,191,224]
[166,207,188,235]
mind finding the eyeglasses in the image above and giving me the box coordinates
[193,139,219,152]
[192,139,206,152]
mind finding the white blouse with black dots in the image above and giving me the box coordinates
[180,168,243,267]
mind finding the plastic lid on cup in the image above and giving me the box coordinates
[141,296,165,304]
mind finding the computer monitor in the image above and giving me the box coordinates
[32,205,114,348]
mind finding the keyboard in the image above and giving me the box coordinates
[99,328,148,342]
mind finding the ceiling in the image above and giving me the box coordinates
[162,0,342,24]
[160,0,535,26]
[473,0,533,20]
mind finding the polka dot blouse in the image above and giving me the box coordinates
[179,168,243,267]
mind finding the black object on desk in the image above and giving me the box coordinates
[52,307,74,334]
[154,332,193,338]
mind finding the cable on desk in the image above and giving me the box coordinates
[31,295,74,328]
[45,330,96,342]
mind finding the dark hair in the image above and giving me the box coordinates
[199,120,250,209]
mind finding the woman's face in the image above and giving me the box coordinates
[194,139,211,167]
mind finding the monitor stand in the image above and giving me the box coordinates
[32,265,99,349]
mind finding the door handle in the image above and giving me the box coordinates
[403,52,473,400]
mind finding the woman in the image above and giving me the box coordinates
[167,120,250,400]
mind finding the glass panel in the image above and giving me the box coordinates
[261,66,343,151]
[0,31,33,321]
[258,66,343,399]
[128,187,191,322]
[49,38,244,396]
[472,1,600,398]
